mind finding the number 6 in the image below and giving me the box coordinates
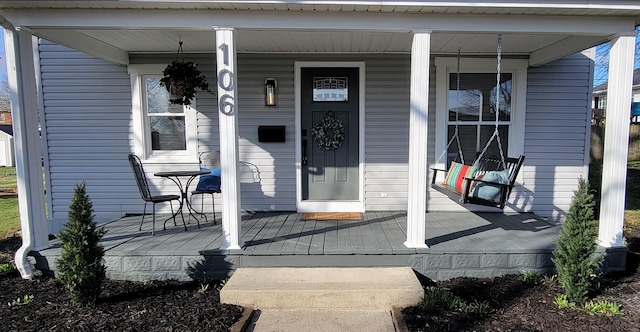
[219,94,234,115]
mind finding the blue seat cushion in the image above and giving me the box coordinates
[469,169,509,202]
[195,167,221,192]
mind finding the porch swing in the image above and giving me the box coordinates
[430,35,525,210]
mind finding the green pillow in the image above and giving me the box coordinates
[470,169,509,202]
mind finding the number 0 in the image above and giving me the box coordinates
[218,69,234,91]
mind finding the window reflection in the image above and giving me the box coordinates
[145,77,187,151]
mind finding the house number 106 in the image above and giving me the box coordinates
[218,43,235,115]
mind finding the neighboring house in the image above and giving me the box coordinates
[1,1,638,279]
[0,124,14,167]
[0,111,12,125]
[593,68,640,122]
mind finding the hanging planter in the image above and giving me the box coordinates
[160,40,211,105]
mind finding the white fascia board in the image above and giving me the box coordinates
[529,35,613,67]
[2,8,634,34]
[33,29,129,65]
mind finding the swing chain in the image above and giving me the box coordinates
[475,34,507,170]
[436,48,465,166]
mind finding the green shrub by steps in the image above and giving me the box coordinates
[56,182,106,306]
[552,177,603,302]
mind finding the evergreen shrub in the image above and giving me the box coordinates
[552,177,603,302]
[56,182,106,305]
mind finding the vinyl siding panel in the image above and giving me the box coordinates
[40,40,590,224]
[522,52,592,220]
[363,55,411,211]
[39,40,135,230]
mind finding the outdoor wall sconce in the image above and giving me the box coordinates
[265,78,277,106]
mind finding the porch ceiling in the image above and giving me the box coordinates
[71,29,571,55]
[1,1,638,65]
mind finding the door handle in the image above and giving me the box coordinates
[302,139,308,165]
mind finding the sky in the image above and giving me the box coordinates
[592,29,640,88]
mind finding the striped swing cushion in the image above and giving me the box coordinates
[444,162,477,193]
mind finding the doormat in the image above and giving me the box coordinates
[301,212,362,221]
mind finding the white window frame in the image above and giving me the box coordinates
[434,57,527,183]
[129,64,197,163]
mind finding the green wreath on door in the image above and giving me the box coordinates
[312,111,345,151]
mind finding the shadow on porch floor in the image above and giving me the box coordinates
[32,211,570,281]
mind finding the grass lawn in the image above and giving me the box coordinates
[0,197,19,237]
[624,161,640,232]
[0,167,16,192]
[589,161,640,235]
[0,167,19,238]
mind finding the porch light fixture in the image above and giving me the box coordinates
[265,78,277,106]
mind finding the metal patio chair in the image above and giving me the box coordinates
[128,154,183,235]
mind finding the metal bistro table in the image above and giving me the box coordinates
[154,170,210,228]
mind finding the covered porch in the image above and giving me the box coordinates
[2,1,637,280]
[31,211,623,281]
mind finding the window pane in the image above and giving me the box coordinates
[486,74,512,122]
[146,77,183,114]
[447,125,477,166]
[150,116,186,151]
[479,125,509,158]
[448,89,482,121]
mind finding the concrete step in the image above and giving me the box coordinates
[220,267,423,310]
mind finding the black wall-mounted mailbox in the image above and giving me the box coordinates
[258,125,286,143]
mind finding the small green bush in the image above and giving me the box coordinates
[521,270,541,284]
[9,294,34,307]
[542,274,558,285]
[420,287,461,311]
[420,287,491,316]
[56,182,106,306]
[552,177,603,302]
[554,294,576,309]
[582,300,622,315]
[0,262,16,274]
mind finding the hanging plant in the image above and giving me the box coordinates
[160,40,211,105]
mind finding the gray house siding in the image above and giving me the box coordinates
[39,40,592,229]
[363,55,411,211]
[523,52,592,220]
[39,40,134,232]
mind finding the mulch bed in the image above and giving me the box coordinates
[0,237,243,332]
[403,229,640,331]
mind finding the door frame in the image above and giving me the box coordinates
[294,61,366,212]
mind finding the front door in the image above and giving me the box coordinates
[301,67,359,201]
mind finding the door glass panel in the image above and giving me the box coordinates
[313,77,348,102]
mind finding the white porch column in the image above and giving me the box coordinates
[405,31,431,249]
[5,28,48,278]
[214,27,243,250]
[598,33,635,248]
